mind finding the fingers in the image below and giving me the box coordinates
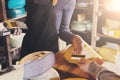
[72,35,83,54]
[13,28,22,35]
[77,59,91,73]
[91,58,103,65]
[73,46,82,54]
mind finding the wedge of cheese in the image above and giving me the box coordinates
[64,39,102,64]
[98,43,120,64]
[80,39,102,59]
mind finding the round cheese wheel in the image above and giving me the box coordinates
[19,51,55,79]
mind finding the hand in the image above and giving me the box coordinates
[13,28,22,36]
[72,35,82,54]
[77,59,92,73]
[77,58,103,72]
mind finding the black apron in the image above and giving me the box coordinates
[20,0,58,58]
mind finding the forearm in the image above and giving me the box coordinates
[59,30,75,44]
[59,0,76,44]
[89,62,120,80]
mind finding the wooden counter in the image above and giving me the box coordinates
[53,49,92,80]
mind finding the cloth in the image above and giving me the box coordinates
[20,0,76,58]
[89,62,120,80]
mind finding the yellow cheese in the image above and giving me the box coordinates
[98,42,120,63]
[102,26,120,38]
[64,78,87,80]
[106,18,120,29]
[99,47,118,63]
[5,20,13,28]
[64,39,102,64]
[80,39,102,59]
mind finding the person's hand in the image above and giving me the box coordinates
[77,58,103,72]
[77,59,96,79]
[72,35,82,54]
[77,59,92,73]
[13,28,22,36]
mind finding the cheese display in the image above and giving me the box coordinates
[102,18,120,38]
[98,43,120,64]
[71,20,92,32]
[64,39,102,64]
[102,26,120,39]
[77,13,86,23]
[106,18,120,29]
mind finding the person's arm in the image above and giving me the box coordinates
[58,0,82,54]
[78,59,120,80]
[59,0,76,44]
[89,62,120,80]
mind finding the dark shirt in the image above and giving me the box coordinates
[20,0,76,58]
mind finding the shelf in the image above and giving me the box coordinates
[0,0,26,70]
[7,13,27,20]
[0,31,10,37]
[10,47,21,52]
[96,33,120,46]
[75,6,89,10]
[97,33,120,40]
[71,29,91,34]
[97,33,120,41]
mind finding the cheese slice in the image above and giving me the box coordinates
[99,47,118,63]
[80,39,102,59]
[98,43,120,63]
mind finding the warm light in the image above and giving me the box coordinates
[106,0,120,11]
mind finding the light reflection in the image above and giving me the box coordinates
[106,0,120,11]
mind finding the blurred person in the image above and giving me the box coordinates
[20,0,82,58]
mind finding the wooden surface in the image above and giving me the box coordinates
[54,49,90,79]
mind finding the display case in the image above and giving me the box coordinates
[70,0,120,65]
[71,0,120,47]
[95,0,120,47]
[71,0,93,45]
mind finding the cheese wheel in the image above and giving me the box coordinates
[64,78,87,80]
[19,51,55,79]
